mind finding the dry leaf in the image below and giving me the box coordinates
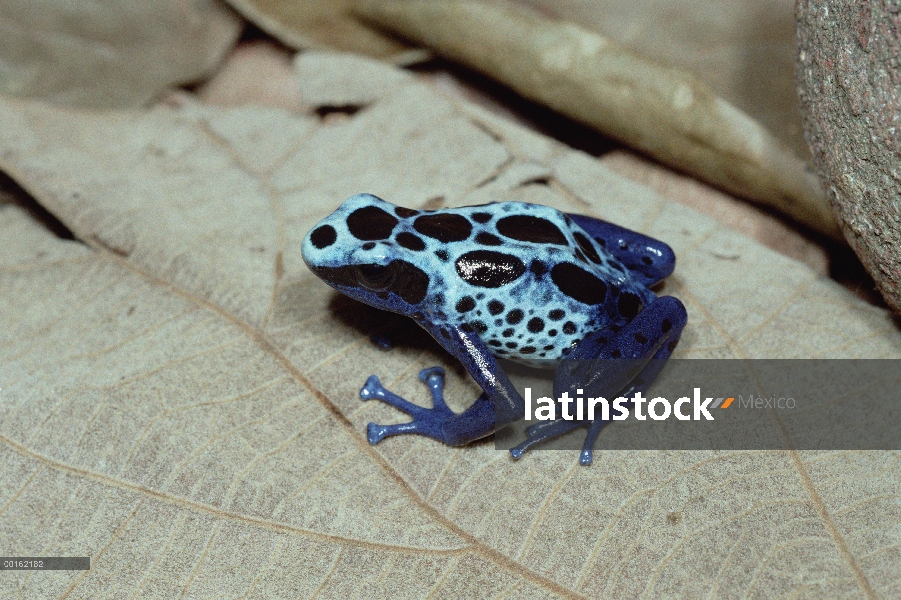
[193,40,830,273]
[196,41,307,112]
[598,150,829,275]
[356,1,839,240]
[0,0,242,109]
[1,53,899,596]
[221,0,425,63]
[521,0,808,158]
[413,66,832,275]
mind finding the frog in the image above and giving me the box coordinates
[302,193,687,465]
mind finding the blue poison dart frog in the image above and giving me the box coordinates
[302,193,687,465]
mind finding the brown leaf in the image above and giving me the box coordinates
[0,0,242,108]
[196,41,307,111]
[221,0,424,62]
[521,0,808,158]
[411,67,830,273]
[0,52,899,596]
[598,150,829,275]
[356,1,840,239]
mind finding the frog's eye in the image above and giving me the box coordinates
[356,264,393,290]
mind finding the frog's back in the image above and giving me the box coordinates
[414,202,652,362]
[303,195,655,364]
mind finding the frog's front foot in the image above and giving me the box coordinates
[510,418,609,466]
[360,367,456,444]
[361,366,498,446]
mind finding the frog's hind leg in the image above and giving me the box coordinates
[571,352,678,465]
[567,213,676,286]
[511,295,687,464]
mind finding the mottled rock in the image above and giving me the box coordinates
[797,1,901,311]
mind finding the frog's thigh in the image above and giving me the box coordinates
[553,295,687,398]
[567,213,676,286]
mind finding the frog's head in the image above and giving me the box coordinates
[302,193,432,314]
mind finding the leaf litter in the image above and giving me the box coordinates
[0,51,899,597]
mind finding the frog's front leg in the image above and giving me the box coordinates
[360,322,523,447]
[510,295,687,465]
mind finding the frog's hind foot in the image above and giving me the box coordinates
[360,367,455,445]
[509,418,584,461]
[510,418,610,466]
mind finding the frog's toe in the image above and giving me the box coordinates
[369,332,394,350]
[367,421,424,444]
[578,419,607,466]
[418,366,445,383]
[513,417,611,465]
[360,374,430,417]
[360,375,384,401]
[510,418,584,460]
[418,367,451,411]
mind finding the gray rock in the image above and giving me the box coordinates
[797,0,901,312]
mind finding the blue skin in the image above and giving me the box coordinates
[302,194,687,465]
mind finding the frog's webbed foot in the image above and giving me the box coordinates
[361,366,497,446]
[360,367,456,444]
[509,418,608,466]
